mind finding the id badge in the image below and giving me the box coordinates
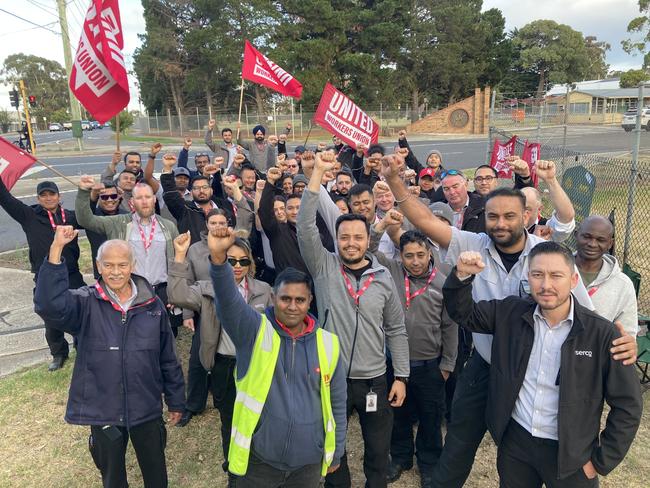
[366,391,378,413]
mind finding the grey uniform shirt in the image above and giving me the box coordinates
[511,298,574,440]
[129,214,168,286]
[441,226,593,364]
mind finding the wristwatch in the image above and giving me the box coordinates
[395,376,409,384]
[148,153,156,159]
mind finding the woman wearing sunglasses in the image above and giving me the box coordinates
[169,230,272,487]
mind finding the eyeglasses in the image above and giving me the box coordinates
[439,169,462,179]
[227,257,252,267]
[474,176,496,183]
[100,194,119,201]
[195,152,209,159]
[192,185,211,191]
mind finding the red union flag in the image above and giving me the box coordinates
[313,83,379,149]
[69,0,130,124]
[242,40,303,99]
[0,137,37,190]
[521,140,541,187]
[489,136,518,178]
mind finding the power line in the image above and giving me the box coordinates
[0,7,61,35]
[26,0,59,17]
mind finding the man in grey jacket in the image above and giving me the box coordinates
[298,151,409,488]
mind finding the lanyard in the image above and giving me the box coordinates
[404,267,437,309]
[137,216,157,252]
[47,207,66,231]
[95,281,127,313]
[340,265,375,306]
[587,286,598,297]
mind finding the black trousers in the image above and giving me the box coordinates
[238,452,321,488]
[153,283,181,337]
[36,271,86,358]
[89,417,168,488]
[184,314,210,414]
[431,353,490,488]
[445,328,472,422]
[498,420,599,488]
[388,360,446,475]
[324,374,393,488]
[212,353,237,472]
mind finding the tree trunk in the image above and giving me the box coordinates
[411,87,420,123]
[254,86,264,120]
[167,76,184,135]
[536,71,546,100]
[205,87,213,120]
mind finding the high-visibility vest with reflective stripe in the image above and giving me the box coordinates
[228,314,340,476]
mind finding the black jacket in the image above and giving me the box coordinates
[258,182,310,275]
[34,259,185,427]
[160,172,235,244]
[0,178,82,275]
[443,271,642,479]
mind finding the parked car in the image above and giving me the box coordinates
[81,120,93,130]
[48,123,63,132]
[62,122,72,130]
[104,122,111,128]
[91,121,101,129]
[621,108,650,132]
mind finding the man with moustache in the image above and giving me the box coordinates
[236,123,292,173]
[298,151,409,488]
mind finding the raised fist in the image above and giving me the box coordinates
[279,134,287,143]
[356,143,367,156]
[456,251,486,278]
[151,142,163,156]
[316,151,336,172]
[535,160,556,182]
[111,151,122,166]
[407,185,421,197]
[162,153,177,168]
[207,226,236,261]
[233,153,246,167]
[53,225,79,247]
[79,174,96,190]
[507,156,530,177]
[266,167,282,184]
[256,179,266,192]
[208,119,216,130]
[398,130,407,140]
[383,208,403,228]
[173,231,192,256]
[213,156,225,167]
[268,135,278,145]
[203,164,219,176]
[183,137,192,149]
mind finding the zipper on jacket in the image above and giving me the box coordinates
[121,312,129,427]
[281,336,297,459]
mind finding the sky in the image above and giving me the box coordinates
[0,0,646,111]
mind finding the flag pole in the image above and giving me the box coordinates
[303,121,313,147]
[116,113,121,151]
[35,159,78,186]
[236,77,245,141]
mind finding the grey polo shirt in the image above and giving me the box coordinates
[441,227,593,363]
[129,214,168,286]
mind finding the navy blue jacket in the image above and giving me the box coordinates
[34,260,185,427]
[210,261,347,471]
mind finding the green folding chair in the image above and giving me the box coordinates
[637,334,650,385]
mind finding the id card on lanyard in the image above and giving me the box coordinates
[404,267,437,309]
[137,216,157,252]
[340,266,375,306]
[47,208,66,231]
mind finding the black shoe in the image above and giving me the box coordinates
[175,410,195,427]
[420,472,434,488]
[387,461,412,483]
[48,356,66,372]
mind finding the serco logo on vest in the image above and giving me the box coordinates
[574,350,593,358]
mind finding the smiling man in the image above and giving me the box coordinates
[442,244,642,487]
[298,152,409,488]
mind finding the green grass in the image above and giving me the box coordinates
[0,238,93,275]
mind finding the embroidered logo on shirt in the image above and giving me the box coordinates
[575,350,592,358]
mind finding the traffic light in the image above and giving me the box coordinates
[28,95,37,108]
[9,89,19,109]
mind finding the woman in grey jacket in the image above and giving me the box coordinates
[168,232,272,487]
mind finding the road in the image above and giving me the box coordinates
[0,125,647,252]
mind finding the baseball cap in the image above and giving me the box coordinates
[429,202,454,225]
[36,181,59,195]
[294,145,307,154]
[173,167,191,178]
[419,168,437,179]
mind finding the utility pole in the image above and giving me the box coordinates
[56,0,83,151]
[18,80,36,154]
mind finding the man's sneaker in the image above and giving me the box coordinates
[48,356,66,372]
[387,461,413,483]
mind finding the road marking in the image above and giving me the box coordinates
[21,167,46,177]
[407,140,486,147]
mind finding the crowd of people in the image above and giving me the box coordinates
[0,120,644,488]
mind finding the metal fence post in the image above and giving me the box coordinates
[622,83,644,265]
[485,89,496,164]
[291,100,295,141]
[167,108,172,135]
[536,99,542,143]
[561,85,570,173]
[155,110,159,133]
[196,107,200,132]
[299,104,303,138]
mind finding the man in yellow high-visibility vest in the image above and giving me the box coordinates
[207,226,347,488]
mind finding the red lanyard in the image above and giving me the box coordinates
[95,281,127,313]
[47,207,66,231]
[137,216,157,252]
[404,267,437,309]
[127,199,135,213]
[587,286,598,297]
[455,211,464,229]
[231,200,238,216]
[240,278,249,301]
[340,265,375,306]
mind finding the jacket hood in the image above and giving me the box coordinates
[264,306,319,340]
[589,254,621,287]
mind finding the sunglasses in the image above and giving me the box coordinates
[100,194,119,201]
[195,152,209,159]
[227,257,252,267]
[439,169,462,179]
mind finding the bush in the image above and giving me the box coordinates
[109,111,134,134]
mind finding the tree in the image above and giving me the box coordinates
[620,68,648,88]
[0,109,12,133]
[584,36,610,79]
[109,111,134,134]
[513,20,592,97]
[0,54,69,125]
[623,0,650,68]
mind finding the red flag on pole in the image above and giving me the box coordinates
[241,40,303,99]
[489,136,517,178]
[0,137,37,190]
[313,82,380,149]
[69,0,130,124]
[521,140,541,187]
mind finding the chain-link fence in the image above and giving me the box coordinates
[132,107,421,140]
[488,88,650,315]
